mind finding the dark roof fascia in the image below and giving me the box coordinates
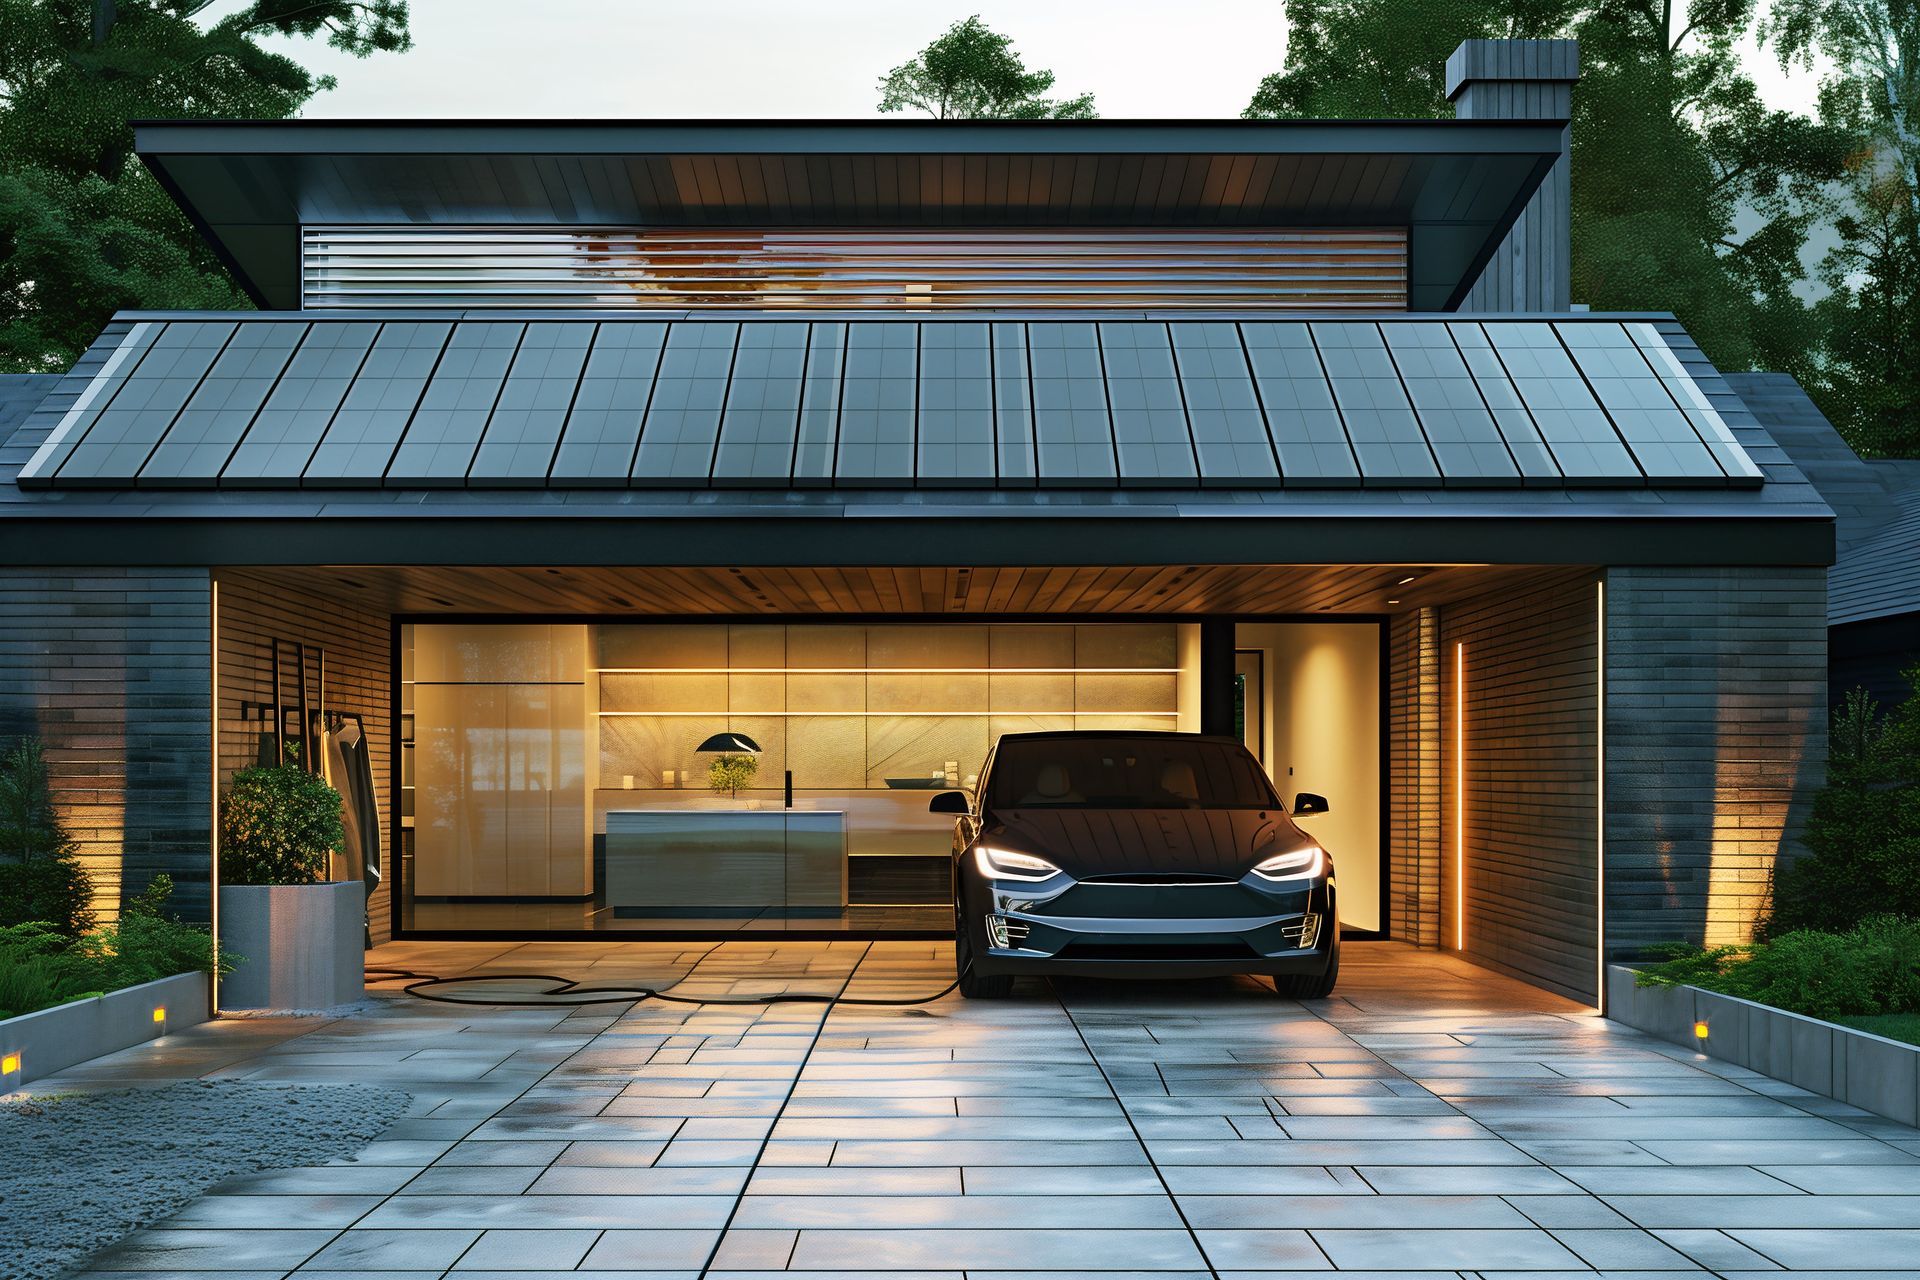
[133,117,1572,158]
[0,510,1836,571]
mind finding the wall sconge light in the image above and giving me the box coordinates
[1,1053,18,1075]
[1694,1020,1710,1041]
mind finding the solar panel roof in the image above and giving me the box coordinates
[18,315,1766,491]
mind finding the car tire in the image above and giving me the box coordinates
[955,912,1013,999]
[1273,933,1340,1000]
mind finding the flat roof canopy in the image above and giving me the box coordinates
[134,118,1565,311]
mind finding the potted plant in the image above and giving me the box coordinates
[217,746,364,1009]
[708,751,759,800]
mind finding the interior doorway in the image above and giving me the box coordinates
[1235,622,1383,933]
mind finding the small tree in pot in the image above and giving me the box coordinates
[217,745,362,1009]
[220,751,345,885]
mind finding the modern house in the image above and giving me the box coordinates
[0,40,1834,1007]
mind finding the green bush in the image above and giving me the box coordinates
[708,752,759,798]
[1637,917,1920,1023]
[1768,677,1920,935]
[0,737,95,938]
[220,756,344,886]
[0,877,228,1021]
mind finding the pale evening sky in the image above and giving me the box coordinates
[253,0,1828,121]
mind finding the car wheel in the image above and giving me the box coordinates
[1273,933,1340,1000]
[955,910,1013,999]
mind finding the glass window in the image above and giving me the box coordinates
[551,322,667,485]
[468,323,595,484]
[1101,323,1196,485]
[712,323,807,483]
[986,734,1276,809]
[1238,321,1358,484]
[1170,323,1277,483]
[633,322,737,484]
[1030,322,1115,483]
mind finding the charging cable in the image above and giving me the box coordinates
[363,964,964,1009]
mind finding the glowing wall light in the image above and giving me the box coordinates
[1596,578,1607,1010]
[1694,1020,1710,1042]
[152,1007,167,1027]
[1,1052,18,1075]
[1454,641,1466,952]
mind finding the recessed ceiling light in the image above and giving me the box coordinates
[1396,575,1419,586]
[1386,599,1401,605]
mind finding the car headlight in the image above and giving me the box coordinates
[974,844,1063,882]
[1251,845,1325,882]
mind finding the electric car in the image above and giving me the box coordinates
[931,730,1338,999]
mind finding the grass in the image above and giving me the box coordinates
[1836,1012,1920,1047]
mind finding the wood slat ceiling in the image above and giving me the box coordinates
[268,563,1580,618]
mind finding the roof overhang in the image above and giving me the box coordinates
[134,118,1566,311]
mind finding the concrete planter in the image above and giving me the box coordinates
[1607,964,1920,1127]
[0,971,209,1087]
[218,881,364,1011]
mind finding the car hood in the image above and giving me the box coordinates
[984,807,1313,879]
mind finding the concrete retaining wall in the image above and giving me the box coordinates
[0,971,210,1087]
[1607,964,1920,1127]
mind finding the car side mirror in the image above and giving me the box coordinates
[929,790,971,815]
[1292,792,1330,818]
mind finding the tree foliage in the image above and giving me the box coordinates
[0,737,95,937]
[1244,0,1856,382]
[878,15,1095,120]
[0,1,412,372]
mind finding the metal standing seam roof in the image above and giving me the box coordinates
[16,313,1763,493]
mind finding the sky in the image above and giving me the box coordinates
[261,0,1830,121]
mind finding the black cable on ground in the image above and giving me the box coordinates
[363,965,963,1009]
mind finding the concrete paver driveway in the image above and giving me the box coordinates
[49,940,1920,1277]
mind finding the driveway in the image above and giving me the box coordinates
[47,939,1920,1277]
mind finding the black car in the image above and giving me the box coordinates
[931,730,1339,999]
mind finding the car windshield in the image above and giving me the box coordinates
[987,736,1278,810]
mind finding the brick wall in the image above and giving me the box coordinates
[1604,566,1828,955]
[0,568,213,922]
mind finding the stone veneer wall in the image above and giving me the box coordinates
[0,568,213,922]
[1603,565,1828,956]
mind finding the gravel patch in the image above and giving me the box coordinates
[0,1080,410,1280]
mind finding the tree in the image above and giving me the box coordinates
[1244,1,1856,377]
[0,737,95,937]
[1768,0,1920,455]
[878,15,1096,120]
[0,2,412,373]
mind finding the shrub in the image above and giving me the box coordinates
[1768,674,1920,935]
[0,879,227,1021]
[1637,917,1920,1023]
[220,757,344,886]
[0,737,95,937]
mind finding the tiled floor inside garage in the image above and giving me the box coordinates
[43,939,1920,1277]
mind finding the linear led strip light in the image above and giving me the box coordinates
[1596,578,1607,1009]
[1455,641,1466,953]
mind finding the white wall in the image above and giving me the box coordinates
[1238,623,1382,932]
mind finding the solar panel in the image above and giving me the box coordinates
[713,323,807,485]
[1101,323,1197,486]
[56,320,236,485]
[21,315,1771,492]
[222,321,381,486]
[384,323,524,487]
[468,323,594,485]
[140,322,307,486]
[1239,322,1358,485]
[917,322,995,485]
[1030,322,1115,484]
[836,322,917,484]
[1171,323,1277,485]
[302,321,451,485]
[550,322,666,486]
[632,322,737,485]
